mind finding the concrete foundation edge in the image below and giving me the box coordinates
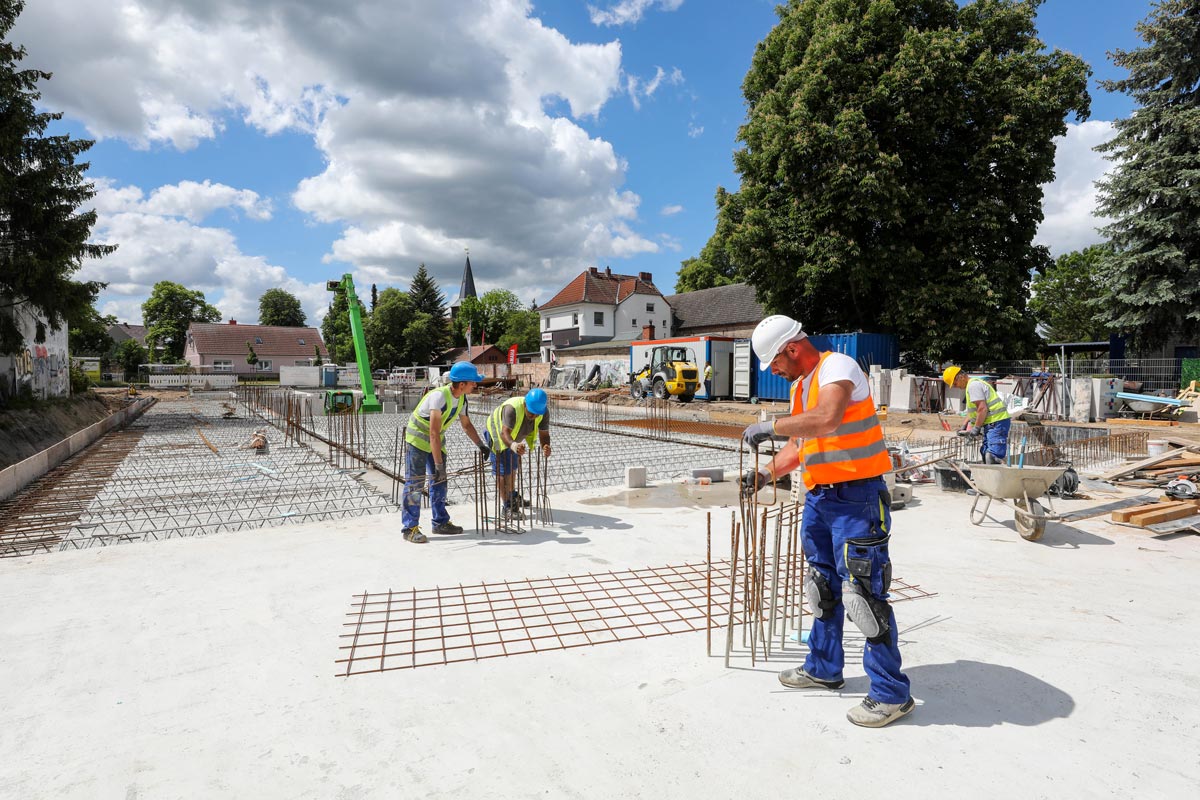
[0,396,156,503]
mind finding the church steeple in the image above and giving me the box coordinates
[458,254,477,304]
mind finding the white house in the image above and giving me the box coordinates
[538,267,669,362]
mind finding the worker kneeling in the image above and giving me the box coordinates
[484,388,552,525]
[740,315,913,728]
[942,366,1011,465]
[401,361,489,544]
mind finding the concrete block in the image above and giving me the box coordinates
[888,374,916,412]
[690,467,724,483]
[625,466,647,489]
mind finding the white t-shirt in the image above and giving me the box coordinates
[797,352,871,406]
[966,379,990,405]
[416,389,466,420]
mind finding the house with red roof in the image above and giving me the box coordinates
[537,267,669,362]
[183,321,328,376]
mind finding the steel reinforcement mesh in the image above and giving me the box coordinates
[336,561,936,676]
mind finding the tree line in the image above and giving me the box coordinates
[675,0,1199,361]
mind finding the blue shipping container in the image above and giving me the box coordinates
[749,332,899,402]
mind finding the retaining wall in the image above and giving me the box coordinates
[0,397,156,502]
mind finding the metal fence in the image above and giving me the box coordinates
[959,358,1183,394]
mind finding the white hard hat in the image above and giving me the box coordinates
[751,315,805,369]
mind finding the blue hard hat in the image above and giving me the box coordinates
[525,388,548,416]
[448,361,484,383]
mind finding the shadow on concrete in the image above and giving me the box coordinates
[997,519,1114,548]
[842,659,1075,727]
[548,509,636,537]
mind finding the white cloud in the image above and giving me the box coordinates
[687,122,704,138]
[14,0,663,303]
[83,180,327,326]
[589,0,684,27]
[661,204,684,216]
[625,65,684,110]
[1035,121,1118,257]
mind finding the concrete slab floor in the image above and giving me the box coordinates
[1,481,1198,799]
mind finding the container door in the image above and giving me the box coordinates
[733,341,752,399]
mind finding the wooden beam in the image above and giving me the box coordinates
[1126,501,1200,527]
[1112,501,1187,524]
[1106,418,1179,427]
[1098,448,1195,481]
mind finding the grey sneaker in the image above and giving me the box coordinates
[846,697,915,728]
[401,527,427,544]
[432,521,464,535]
[778,667,844,690]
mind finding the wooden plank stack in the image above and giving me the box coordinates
[1104,438,1200,532]
[1111,499,1200,528]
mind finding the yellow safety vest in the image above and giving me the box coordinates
[966,378,1009,425]
[405,385,465,453]
[486,397,543,453]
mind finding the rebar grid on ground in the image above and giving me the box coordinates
[0,428,146,558]
[926,425,1149,468]
[336,555,935,676]
[4,398,396,557]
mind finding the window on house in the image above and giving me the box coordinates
[258,360,272,372]
[632,318,637,327]
[213,360,233,372]
[572,313,579,326]
[662,320,666,331]
[646,302,654,313]
[298,338,306,345]
[254,337,263,344]
[594,311,604,325]
[544,318,550,329]
[294,360,309,366]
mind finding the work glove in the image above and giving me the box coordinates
[956,427,982,439]
[477,442,491,458]
[433,461,448,485]
[740,469,770,496]
[742,420,786,451]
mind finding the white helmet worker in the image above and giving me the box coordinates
[751,315,806,369]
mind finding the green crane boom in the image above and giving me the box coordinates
[326,274,382,413]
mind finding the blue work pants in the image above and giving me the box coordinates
[401,443,449,530]
[802,478,910,704]
[980,418,1011,462]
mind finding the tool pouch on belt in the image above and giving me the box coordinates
[845,534,892,598]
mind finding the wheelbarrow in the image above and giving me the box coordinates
[948,461,1068,541]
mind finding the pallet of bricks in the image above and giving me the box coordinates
[1101,437,1200,534]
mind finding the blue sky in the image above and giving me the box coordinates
[12,0,1153,326]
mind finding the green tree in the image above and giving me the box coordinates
[0,0,114,353]
[68,306,116,359]
[705,0,1089,361]
[141,281,221,361]
[370,283,378,313]
[497,309,541,353]
[1093,0,1200,349]
[675,188,743,292]
[476,289,523,346]
[321,292,352,365]
[245,341,258,366]
[408,264,449,354]
[365,287,413,368]
[313,344,323,366]
[1029,245,1110,343]
[113,338,146,377]
[452,295,485,347]
[257,288,306,327]
[403,311,443,366]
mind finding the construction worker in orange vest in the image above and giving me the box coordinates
[740,315,913,728]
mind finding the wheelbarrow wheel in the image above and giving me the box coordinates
[1014,498,1047,541]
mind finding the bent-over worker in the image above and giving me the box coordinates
[740,315,913,728]
[401,361,489,543]
[942,366,1011,464]
[484,388,551,522]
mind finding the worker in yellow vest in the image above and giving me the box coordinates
[484,389,551,523]
[942,366,1011,464]
[401,361,489,543]
[740,315,912,728]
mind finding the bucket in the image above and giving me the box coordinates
[1147,439,1168,457]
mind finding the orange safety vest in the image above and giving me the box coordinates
[789,352,891,490]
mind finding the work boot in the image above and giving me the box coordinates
[846,697,915,728]
[510,490,530,508]
[777,667,844,690]
[432,521,464,535]
[401,527,427,544]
